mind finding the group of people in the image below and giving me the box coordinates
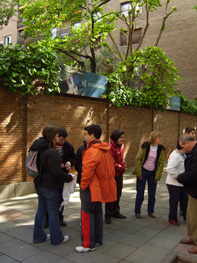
[30,124,197,254]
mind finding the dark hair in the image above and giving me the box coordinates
[110,129,124,142]
[42,125,59,147]
[84,124,102,139]
[185,127,195,134]
[176,140,182,150]
[58,128,68,138]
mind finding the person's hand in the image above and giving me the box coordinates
[155,179,158,183]
[65,161,71,170]
[138,176,142,180]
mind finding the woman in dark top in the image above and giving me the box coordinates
[32,125,73,245]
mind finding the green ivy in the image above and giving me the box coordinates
[107,46,197,115]
[0,43,61,96]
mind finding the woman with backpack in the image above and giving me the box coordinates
[30,125,74,245]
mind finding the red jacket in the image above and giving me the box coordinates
[109,139,126,177]
[81,139,117,203]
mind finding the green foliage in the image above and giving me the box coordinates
[178,94,197,115]
[107,46,197,115]
[0,43,61,96]
[20,0,117,72]
[0,0,19,29]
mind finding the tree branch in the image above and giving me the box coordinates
[108,33,123,61]
[155,0,175,46]
[136,3,149,51]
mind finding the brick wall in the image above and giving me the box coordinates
[0,84,197,186]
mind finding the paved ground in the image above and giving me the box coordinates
[1,169,197,263]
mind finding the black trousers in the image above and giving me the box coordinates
[166,184,188,221]
[105,175,123,217]
[81,188,103,248]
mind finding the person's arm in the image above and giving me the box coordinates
[155,150,165,181]
[80,149,99,191]
[47,150,73,183]
[177,151,197,184]
[166,153,182,179]
[110,147,125,173]
[135,148,144,178]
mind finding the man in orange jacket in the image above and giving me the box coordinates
[75,124,117,253]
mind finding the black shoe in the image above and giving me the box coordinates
[105,216,111,224]
[60,220,67,227]
[113,214,126,219]
[44,222,49,228]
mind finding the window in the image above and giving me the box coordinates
[120,2,142,17]
[51,28,57,39]
[120,28,142,46]
[5,36,11,46]
[132,28,142,44]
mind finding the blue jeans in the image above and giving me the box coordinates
[135,167,157,214]
[33,186,64,245]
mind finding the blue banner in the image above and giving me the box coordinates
[59,66,107,99]
[168,96,181,111]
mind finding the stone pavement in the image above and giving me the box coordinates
[1,169,197,263]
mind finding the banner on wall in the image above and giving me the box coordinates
[167,96,181,111]
[58,66,107,99]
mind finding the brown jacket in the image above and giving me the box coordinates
[81,139,117,203]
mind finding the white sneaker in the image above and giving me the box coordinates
[46,234,50,241]
[60,235,69,244]
[75,246,96,253]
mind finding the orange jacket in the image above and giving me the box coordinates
[81,140,117,203]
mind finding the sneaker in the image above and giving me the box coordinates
[60,235,69,244]
[46,234,50,241]
[75,246,96,253]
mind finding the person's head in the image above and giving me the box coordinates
[176,140,185,153]
[56,128,68,145]
[185,127,196,139]
[110,129,125,145]
[42,125,59,147]
[147,131,162,146]
[84,124,102,143]
[179,135,196,153]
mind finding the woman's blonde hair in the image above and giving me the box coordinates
[145,131,162,145]
[42,125,59,148]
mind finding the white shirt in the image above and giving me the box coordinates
[166,149,186,187]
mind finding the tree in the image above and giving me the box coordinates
[0,0,19,29]
[20,0,117,73]
[104,0,177,62]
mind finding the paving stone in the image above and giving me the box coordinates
[124,243,171,263]
[0,239,42,261]
[0,255,19,263]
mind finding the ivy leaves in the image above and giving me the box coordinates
[107,46,197,115]
[0,43,60,96]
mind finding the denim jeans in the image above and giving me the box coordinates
[33,186,64,245]
[135,167,157,214]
